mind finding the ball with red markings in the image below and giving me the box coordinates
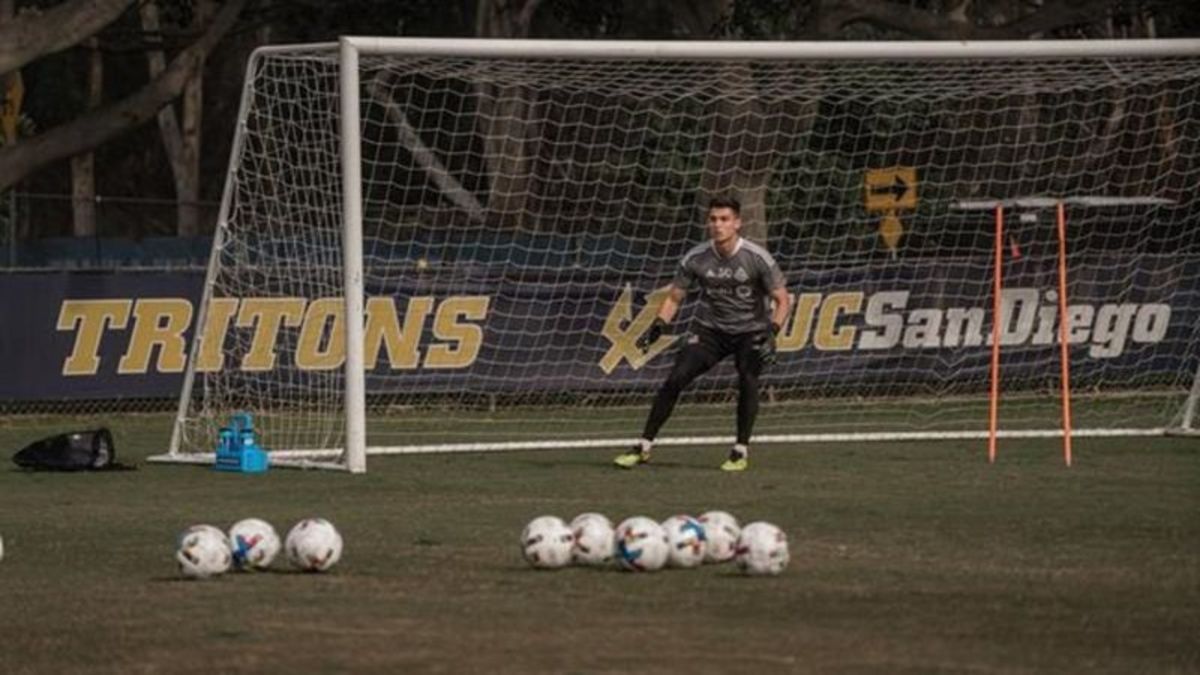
[228,518,281,571]
[614,516,669,572]
[661,515,707,568]
[698,510,741,564]
[285,518,343,572]
[570,513,615,567]
[521,515,575,569]
[734,521,789,576]
[176,524,232,579]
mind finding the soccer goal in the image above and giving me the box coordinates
[150,38,1200,472]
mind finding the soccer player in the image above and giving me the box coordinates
[614,196,792,472]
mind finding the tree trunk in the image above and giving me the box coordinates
[0,0,245,193]
[0,0,17,144]
[474,0,544,227]
[678,0,781,243]
[0,0,15,257]
[71,39,102,237]
[140,0,205,236]
[177,68,202,236]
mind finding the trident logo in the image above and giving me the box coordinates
[598,284,678,374]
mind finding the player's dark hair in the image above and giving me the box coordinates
[708,196,741,216]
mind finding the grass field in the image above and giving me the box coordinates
[1,413,1197,674]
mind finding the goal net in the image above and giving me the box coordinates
[154,38,1200,471]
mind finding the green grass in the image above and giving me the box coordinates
[0,414,1197,673]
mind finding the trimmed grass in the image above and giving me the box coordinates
[0,415,1197,673]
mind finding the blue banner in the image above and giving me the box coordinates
[2,254,1197,403]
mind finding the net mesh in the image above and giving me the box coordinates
[174,43,1200,461]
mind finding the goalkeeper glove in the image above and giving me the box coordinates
[756,323,782,366]
[636,318,668,352]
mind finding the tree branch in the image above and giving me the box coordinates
[0,0,247,192]
[998,0,1118,37]
[368,75,485,224]
[0,0,136,74]
[818,0,1119,39]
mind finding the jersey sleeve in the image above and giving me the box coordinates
[759,250,786,291]
[671,256,698,291]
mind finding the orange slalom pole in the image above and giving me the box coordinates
[988,205,1004,463]
[1055,201,1074,467]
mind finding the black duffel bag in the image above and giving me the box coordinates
[12,428,132,471]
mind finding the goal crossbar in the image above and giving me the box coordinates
[343,37,1200,60]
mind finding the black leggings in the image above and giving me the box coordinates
[641,325,767,445]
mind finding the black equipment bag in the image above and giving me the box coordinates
[12,428,130,471]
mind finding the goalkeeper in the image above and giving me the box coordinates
[615,196,792,472]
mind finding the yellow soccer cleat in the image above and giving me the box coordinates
[720,453,749,472]
[613,448,650,469]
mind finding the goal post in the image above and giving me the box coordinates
[151,38,1200,471]
[339,39,367,474]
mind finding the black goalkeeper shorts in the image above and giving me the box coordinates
[669,324,766,380]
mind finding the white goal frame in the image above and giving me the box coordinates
[150,37,1200,473]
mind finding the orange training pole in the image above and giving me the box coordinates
[1055,201,1074,467]
[988,205,1004,463]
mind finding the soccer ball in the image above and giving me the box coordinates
[614,516,669,572]
[698,510,741,563]
[176,525,232,579]
[228,518,281,571]
[661,515,707,568]
[520,515,574,569]
[570,513,615,567]
[734,521,789,576]
[285,518,343,572]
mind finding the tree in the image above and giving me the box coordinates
[69,38,101,236]
[0,0,135,75]
[0,0,247,195]
[140,0,215,236]
[677,0,783,244]
[474,0,546,225]
[812,0,1119,38]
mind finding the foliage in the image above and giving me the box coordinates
[6,0,1200,242]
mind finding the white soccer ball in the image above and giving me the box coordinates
[521,515,575,569]
[176,525,232,579]
[570,513,615,567]
[734,521,790,576]
[614,516,669,572]
[661,515,707,568]
[698,510,741,563]
[228,518,281,571]
[285,518,343,572]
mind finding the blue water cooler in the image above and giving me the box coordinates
[214,412,270,473]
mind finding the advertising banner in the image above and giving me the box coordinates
[2,255,1196,403]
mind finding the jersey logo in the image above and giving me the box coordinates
[736,286,752,299]
[734,267,749,282]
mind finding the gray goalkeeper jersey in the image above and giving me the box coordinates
[672,238,787,335]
